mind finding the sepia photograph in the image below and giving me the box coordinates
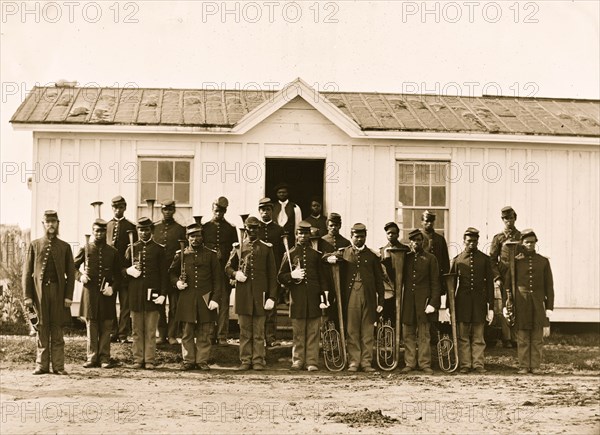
[1,1,599,433]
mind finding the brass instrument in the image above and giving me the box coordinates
[437,273,459,373]
[282,232,302,284]
[84,234,91,275]
[145,198,156,222]
[323,262,347,371]
[178,239,187,282]
[233,214,250,273]
[376,245,409,371]
[127,230,136,267]
[90,201,103,219]
[193,215,203,225]
[504,241,518,327]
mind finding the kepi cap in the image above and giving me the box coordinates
[93,218,108,228]
[422,210,436,221]
[501,206,516,218]
[43,210,59,221]
[274,182,289,192]
[186,223,202,235]
[521,228,538,241]
[384,221,399,232]
[296,221,312,234]
[464,227,480,238]
[244,216,261,228]
[258,197,273,209]
[136,217,153,228]
[351,223,367,233]
[111,195,126,206]
[161,200,176,209]
[408,228,423,240]
[213,196,229,209]
[327,213,342,224]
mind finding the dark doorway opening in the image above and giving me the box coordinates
[265,159,325,219]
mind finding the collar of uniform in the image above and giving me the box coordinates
[114,216,125,222]
[261,219,272,225]
[503,228,518,238]
[352,244,365,252]
[141,237,153,245]
[310,214,321,219]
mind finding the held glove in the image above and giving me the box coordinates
[502,307,509,318]
[153,295,166,305]
[126,266,141,278]
[291,268,305,280]
[24,298,33,308]
[264,299,275,310]
[545,309,553,318]
[176,280,188,290]
[235,271,247,282]
[486,309,494,325]
[64,298,72,308]
[208,300,219,311]
[326,256,337,264]
[424,304,435,314]
[376,305,384,314]
[80,273,90,284]
[102,284,113,297]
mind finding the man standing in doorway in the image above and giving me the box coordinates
[305,197,327,237]
[272,183,302,246]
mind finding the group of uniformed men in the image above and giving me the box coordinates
[23,183,554,376]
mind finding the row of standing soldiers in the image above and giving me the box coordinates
[23,197,554,374]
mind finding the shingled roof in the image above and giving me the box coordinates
[10,84,600,137]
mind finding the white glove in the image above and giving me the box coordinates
[376,305,383,313]
[264,299,275,310]
[494,279,502,288]
[176,280,188,290]
[102,285,113,297]
[153,295,165,305]
[80,273,90,284]
[327,255,337,264]
[235,271,247,282]
[24,298,33,308]
[319,302,328,309]
[438,308,450,323]
[545,309,553,318]
[291,268,305,280]
[208,300,219,311]
[424,304,435,314]
[64,298,72,308]
[486,309,494,325]
[126,266,141,278]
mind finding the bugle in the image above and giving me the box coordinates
[504,241,518,327]
[282,232,302,284]
[145,199,156,222]
[90,201,103,219]
[376,245,409,371]
[437,273,459,373]
[193,215,203,225]
[127,230,136,267]
[178,239,187,281]
[323,261,347,371]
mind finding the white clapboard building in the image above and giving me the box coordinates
[11,78,600,322]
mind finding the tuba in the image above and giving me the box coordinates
[504,241,519,327]
[437,272,459,373]
[322,260,347,371]
[90,201,103,219]
[145,198,156,222]
[376,245,409,371]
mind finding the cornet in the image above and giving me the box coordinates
[127,230,136,267]
[437,273,459,373]
[145,199,156,222]
[281,233,302,284]
[376,245,409,371]
[90,201,103,219]
[193,216,203,225]
[178,239,187,282]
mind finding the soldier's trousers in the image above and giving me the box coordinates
[115,282,131,340]
[181,321,212,364]
[346,282,374,368]
[216,285,233,340]
[458,322,485,369]
[291,317,320,367]
[36,282,65,371]
[239,314,266,366]
[517,327,543,369]
[131,310,159,364]
[402,321,431,369]
[86,318,112,364]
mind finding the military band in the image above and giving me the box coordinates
[26,190,558,376]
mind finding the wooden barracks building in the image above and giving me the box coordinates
[11,78,600,322]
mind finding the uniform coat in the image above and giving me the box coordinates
[169,246,224,323]
[506,252,555,330]
[259,220,284,268]
[203,218,238,263]
[107,217,137,266]
[401,250,441,325]
[74,241,121,320]
[23,236,75,325]
[336,246,385,325]
[225,239,278,316]
[450,249,494,323]
[153,219,186,267]
[278,244,329,319]
[421,229,450,290]
[489,228,522,280]
[321,233,351,253]
[125,239,169,312]
[305,215,327,237]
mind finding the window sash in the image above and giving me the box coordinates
[138,159,191,206]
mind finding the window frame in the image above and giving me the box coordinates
[138,158,193,207]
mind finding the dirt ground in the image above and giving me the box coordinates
[1,336,599,434]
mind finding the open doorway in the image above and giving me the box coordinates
[265,159,325,218]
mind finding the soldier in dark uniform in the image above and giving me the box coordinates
[305,198,327,237]
[257,197,284,346]
[23,210,75,375]
[169,224,223,370]
[450,228,495,374]
[400,229,441,374]
[107,195,137,343]
[74,219,122,368]
[203,197,238,345]
[504,229,554,375]
[153,200,186,345]
[272,183,302,246]
[321,213,351,253]
[278,222,329,371]
[225,216,278,371]
[490,206,521,348]
[125,217,168,369]
[379,222,409,323]
[419,211,450,346]
[327,223,384,372]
